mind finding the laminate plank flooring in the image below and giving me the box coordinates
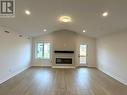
[0,67,127,95]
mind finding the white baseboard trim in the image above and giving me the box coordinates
[31,66,52,68]
[0,66,30,85]
[97,67,127,86]
[31,64,52,67]
[75,65,96,68]
[87,66,97,68]
[52,66,76,68]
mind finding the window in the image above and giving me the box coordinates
[35,42,51,59]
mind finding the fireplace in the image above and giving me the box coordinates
[56,58,72,64]
[54,50,74,66]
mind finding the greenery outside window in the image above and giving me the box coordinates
[35,42,51,59]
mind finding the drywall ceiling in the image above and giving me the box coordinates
[0,0,127,38]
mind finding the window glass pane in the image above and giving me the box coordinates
[35,42,51,59]
[36,42,43,59]
[80,44,87,64]
[80,44,87,56]
[80,57,86,64]
[44,43,50,59]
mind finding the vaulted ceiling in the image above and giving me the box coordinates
[0,0,127,38]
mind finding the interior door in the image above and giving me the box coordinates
[79,44,87,66]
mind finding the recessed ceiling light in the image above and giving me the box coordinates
[59,16,72,23]
[102,12,108,17]
[25,10,31,15]
[83,30,86,33]
[43,29,47,32]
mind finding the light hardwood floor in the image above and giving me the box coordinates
[0,67,127,95]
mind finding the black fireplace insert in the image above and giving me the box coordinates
[56,58,72,64]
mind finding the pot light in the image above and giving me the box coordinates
[102,12,108,17]
[25,10,31,15]
[43,29,47,32]
[83,30,86,33]
[59,16,72,23]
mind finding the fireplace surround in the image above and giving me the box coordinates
[53,50,75,66]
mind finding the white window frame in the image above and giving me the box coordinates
[35,42,51,60]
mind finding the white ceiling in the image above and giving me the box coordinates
[0,0,127,38]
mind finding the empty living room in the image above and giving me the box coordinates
[0,0,127,95]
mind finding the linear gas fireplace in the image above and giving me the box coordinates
[56,58,72,64]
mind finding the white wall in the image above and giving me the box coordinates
[0,26,32,84]
[32,30,96,67]
[97,31,127,85]
[76,34,96,67]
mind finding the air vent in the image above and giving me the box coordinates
[19,35,23,37]
[4,31,10,33]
